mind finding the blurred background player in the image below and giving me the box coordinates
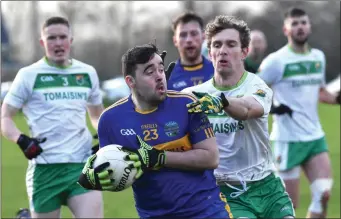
[167,12,214,90]
[78,43,232,218]
[257,7,340,218]
[184,15,295,218]
[1,17,104,218]
[244,29,267,73]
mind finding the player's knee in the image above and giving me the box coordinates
[308,178,333,214]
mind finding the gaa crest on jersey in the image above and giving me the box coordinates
[76,75,85,86]
[164,121,180,137]
[253,89,266,97]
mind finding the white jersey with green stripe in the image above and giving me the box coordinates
[183,72,276,182]
[257,45,326,142]
[4,57,103,164]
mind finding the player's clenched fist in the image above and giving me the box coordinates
[124,135,166,179]
[16,134,45,160]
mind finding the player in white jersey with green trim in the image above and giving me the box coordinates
[183,15,295,218]
[1,17,104,218]
[257,8,340,219]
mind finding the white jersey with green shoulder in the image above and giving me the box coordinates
[183,72,276,182]
[3,57,102,164]
[257,45,326,142]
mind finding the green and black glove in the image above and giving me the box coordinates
[187,92,229,114]
[124,135,166,179]
[78,154,115,191]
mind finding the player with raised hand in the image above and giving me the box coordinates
[78,43,232,218]
[183,15,295,218]
[1,16,104,218]
[257,7,339,218]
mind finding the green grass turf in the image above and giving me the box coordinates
[1,104,340,218]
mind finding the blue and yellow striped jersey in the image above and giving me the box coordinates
[167,56,214,91]
[97,91,221,218]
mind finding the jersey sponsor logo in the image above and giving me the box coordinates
[291,78,323,88]
[120,129,136,136]
[164,121,180,137]
[43,91,88,101]
[212,121,244,134]
[40,76,55,82]
[173,81,187,89]
[253,89,266,97]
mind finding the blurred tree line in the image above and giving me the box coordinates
[2,1,340,82]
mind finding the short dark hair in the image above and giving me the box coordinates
[284,7,307,19]
[121,43,159,77]
[205,15,251,50]
[42,16,70,30]
[172,11,204,32]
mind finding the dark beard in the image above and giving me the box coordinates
[136,90,163,107]
[185,49,201,63]
[293,36,308,45]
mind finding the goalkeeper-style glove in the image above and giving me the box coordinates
[78,154,115,191]
[270,104,293,117]
[16,134,45,160]
[124,135,166,179]
[187,91,229,114]
[160,51,175,81]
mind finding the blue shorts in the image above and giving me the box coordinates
[145,199,232,219]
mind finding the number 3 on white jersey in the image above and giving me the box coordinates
[62,77,69,86]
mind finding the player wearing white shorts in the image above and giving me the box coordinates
[184,15,295,218]
[1,17,104,218]
[257,8,340,218]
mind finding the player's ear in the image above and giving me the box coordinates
[283,23,289,37]
[125,75,136,89]
[39,38,45,48]
[241,47,249,60]
[172,35,178,47]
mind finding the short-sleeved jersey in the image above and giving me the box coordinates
[257,45,326,141]
[3,57,102,164]
[167,56,214,91]
[183,72,275,182]
[97,91,221,218]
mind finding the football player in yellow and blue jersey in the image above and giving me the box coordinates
[78,43,232,218]
[167,12,214,91]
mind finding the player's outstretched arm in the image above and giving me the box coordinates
[319,87,340,105]
[164,137,219,170]
[222,96,264,120]
[187,92,265,121]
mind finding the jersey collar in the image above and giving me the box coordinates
[212,71,248,91]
